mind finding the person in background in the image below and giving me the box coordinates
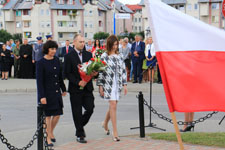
[180,113,195,132]
[119,39,131,82]
[36,40,66,147]
[19,39,33,78]
[97,35,128,142]
[32,36,44,78]
[62,40,73,56]
[131,35,145,84]
[46,35,53,41]
[10,39,16,47]
[12,40,21,78]
[92,39,102,57]
[145,37,156,82]
[85,39,93,52]
[0,44,11,80]
[6,41,14,77]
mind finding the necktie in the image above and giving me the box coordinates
[66,47,68,54]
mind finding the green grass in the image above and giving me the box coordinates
[149,132,225,148]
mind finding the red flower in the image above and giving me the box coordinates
[91,58,95,61]
[101,61,106,65]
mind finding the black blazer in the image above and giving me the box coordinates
[62,46,73,57]
[0,49,11,63]
[36,57,66,110]
[64,49,93,93]
[131,41,146,60]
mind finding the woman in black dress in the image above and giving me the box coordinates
[0,44,11,80]
[36,40,66,147]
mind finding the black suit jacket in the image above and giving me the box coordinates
[62,46,73,56]
[64,49,93,93]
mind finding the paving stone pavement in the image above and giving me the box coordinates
[54,136,224,150]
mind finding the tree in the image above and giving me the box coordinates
[93,32,110,40]
[12,33,23,43]
[0,29,13,43]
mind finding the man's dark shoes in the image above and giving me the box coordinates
[133,80,138,83]
[77,137,87,143]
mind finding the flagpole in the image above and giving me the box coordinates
[171,112,184,150]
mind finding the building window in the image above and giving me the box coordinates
[194,4,198,10]
[68,0,73,4]
[89,21,93,28]
[24,32,32,38]
[58,21,67,27]
[179,5,185,10]
[46,21,51,28]
[84,21,88,28]
[187,4,192,10]
[85,32,87,38]
[135,26,137,31]
[139,26,141,31]
[16,22,21,28]
[139,18,141,22]
[58,32,63,38]
[98,10,102,16]
[0,22,3,29]
[89,10,93,16]
[84,10,88,16]
[23,10,31,16]
[212,3,219,10]
[40,21,45,28]
[99,21,102,27]
[24,21,31,27]
[212,16,219,23]
[135,18,137,22]
[69,33,74,38]
[68,21,77,27]
[16,10,21,16]
[58,0,63,4]
[40,9,44,15]
[63,10,67,15]
[58,10,63,16]
[46,10,50,16]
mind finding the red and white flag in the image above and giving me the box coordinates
[145,0,225,112]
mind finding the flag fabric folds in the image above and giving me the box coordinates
[145,0,225,112]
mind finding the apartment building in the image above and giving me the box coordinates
[0,0,132,42]
[126,4,144,33]
[140,0,225,38]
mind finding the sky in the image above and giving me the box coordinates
[118,0,141,5]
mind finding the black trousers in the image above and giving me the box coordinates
[69,91,95,137]
[132,58,143,82]
[157,64,162,82]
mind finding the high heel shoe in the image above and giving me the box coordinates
[112,132,120,142]
[51,138,56,143]
[45,141,54,147]
[102,122,110,135]
[180,124,195,132]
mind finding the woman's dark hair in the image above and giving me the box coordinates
[43,40,58,54]
[106,35,119,55]
[94,39,101,48]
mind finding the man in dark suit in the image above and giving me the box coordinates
[131,35,145,84]
[62,40,73,56]
[64,34,97,143]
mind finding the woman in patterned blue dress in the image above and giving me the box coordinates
[97,35,128,142]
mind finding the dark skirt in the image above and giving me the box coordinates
[124,59,131,70]
[1,62,10,72]
[44,108,63,117]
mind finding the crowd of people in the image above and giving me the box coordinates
[0,33,194,147]
[0,34,163,83]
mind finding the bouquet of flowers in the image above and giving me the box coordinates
[78,57,107,89]
[95,49,105,58]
